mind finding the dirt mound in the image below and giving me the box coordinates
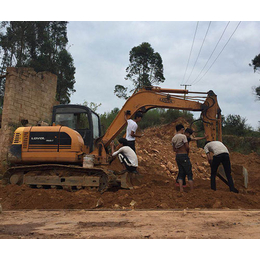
[0,118,260,210]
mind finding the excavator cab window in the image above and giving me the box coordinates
[75,113,90,129]
[52,105,101,152]
[92,113,100,139]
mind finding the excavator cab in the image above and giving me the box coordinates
[52,104,101,153]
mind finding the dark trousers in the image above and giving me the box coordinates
[127,140,136,152]
[176,154,193,183]
[211,153,235,192]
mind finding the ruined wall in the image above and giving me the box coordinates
[0,67,57,172]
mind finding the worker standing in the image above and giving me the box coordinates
[124,111,143,152]
[172,124,194,192]
[204,141,238,193]
[176,128,207,187]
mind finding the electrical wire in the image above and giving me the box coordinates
[193,21,241,85]
[191,21,230,85]
[185,21,212,84]
[181,22,199,84]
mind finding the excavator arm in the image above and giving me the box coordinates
[91,86,222,164]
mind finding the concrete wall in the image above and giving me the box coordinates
[0,67,57,172]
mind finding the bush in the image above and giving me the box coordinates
[223,135,260,155]
[222,114,256,137]
[100,107,120,135]
[139,108,194,130]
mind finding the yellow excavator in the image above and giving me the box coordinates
[2,86,222,192]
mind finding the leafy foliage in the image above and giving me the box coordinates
[222,114,253,136]
[114,42,165,99]
[0,21,76,105]
[254,86,260,101]
[222,114,260,154]
[114,85,128,100]
[82,100,102,112]
[100,107,120,135]
[250,54,260,100]
[250,54,260,72]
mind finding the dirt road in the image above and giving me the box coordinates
[1,209,260,239]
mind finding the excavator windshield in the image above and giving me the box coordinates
[52,105,101,152]
[54,110,90,130]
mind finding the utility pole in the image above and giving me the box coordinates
[180,84,191,100]
[180,84,191,113]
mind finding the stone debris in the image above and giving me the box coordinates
[130,200,137,207]
[95,198,104,208]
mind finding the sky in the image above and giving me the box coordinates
[2,1,260,130]
[66,20,260,129]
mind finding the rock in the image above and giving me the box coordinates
[95,198,104,208]
[212,200,222,208]
[159,203,169,209]
[130,200,136,207]
[161,164,167,170]
[113,204,120,209]
[138,156,144,162]
[166,170,172,176]
[197,166,205,173]
[201,153,207,158]
[202,161,210,167]
[167,162,176,173]
[143,149,149,155]
[151,148,160,153]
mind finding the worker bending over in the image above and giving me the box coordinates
[111,138,138,173]
[204,141,238,193]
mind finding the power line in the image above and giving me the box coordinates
[185,21,211,84]
[181,22,199,84]
[193,21,241,85]
[191,21,230,85]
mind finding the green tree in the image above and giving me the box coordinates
[114,42,165,99]
[0,21,76,106]
[222,114,252,136]
[250,54,260,100]
[82,100,102,112]
[100,107,120,135]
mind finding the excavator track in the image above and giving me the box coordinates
[2,164,115,193]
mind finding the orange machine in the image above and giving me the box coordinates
[3,86,222,192]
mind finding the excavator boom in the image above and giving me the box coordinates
[92,86,222,164]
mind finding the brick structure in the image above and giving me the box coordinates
[0,67,57,172]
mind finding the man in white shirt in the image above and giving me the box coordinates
[111,138,138,172]
[125,111,143,152]
[204,141,237,193]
